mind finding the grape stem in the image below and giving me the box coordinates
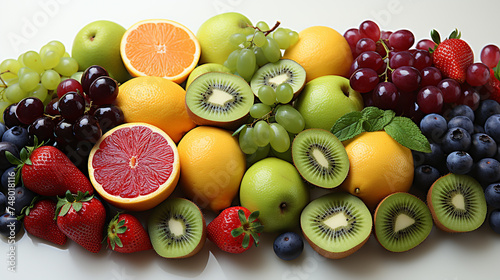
[249,21,281,36]
[377,39,394,82]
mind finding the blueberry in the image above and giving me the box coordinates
[447,116,474,135]
[473,124,485,134]
[0,213,22,238]
[485,114,500,143]
[420,113,447,142]
[475,158,500,185]
[413,165,441,191]
[448,104,475,122]
[484,183,500,208]
[273,232,304,261]
[489,209,500,234]
[0,142,19,170]
[476,99,500,126]
[470,133,497,160]
[0,122,6,139]
[441,127,471,154]
[1,167,18,192]
[2,126,29,151]
[12,186,36,216]
[0,192,6,214]
[446,151,473,175]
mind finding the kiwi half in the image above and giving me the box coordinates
[300,192,372,259]
[374,192,433,252]
[148,197,206,258]
[250,59,306,100]
[292,129,349,189]
[427,173,487,233]
[185,72,254,129]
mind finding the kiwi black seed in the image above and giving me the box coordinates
[250,59,306,100]
[300,192,372,259]
[292,128,349,189]
[185,72,254,129]
[374,192,432,252]
[148,197,206,258]
[427,173,487,233]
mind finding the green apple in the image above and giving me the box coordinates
[196,12,254,65]
[240,157,309,232]
[185,63,231,89]
[72,20,131,83]
[294,75,363,131]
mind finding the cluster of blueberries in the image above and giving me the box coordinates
[412,99,500,233]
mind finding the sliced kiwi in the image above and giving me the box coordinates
[250,59,306,100]
[427,173,487,233]
[185,72,254,129]
[148,197,206,258]
[300,192,372,259]
[374,192,432,252]
[292,128,349,189]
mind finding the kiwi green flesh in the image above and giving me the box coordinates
[374,192,432,252]
[300,192,372,255]
[250,59,306,97]
[428,174,487,232]
[186,72,253,122]
[148,198,206,258]
[292,129,349,189]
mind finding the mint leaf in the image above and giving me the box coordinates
[370,109,395,132]
[384,116,431,153]
[330,111,363,141]
[361,107,394,132]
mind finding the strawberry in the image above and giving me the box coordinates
[6,140,94,196]
[430,29,474,83]
[56,191,106,253]
[106,213,152,253]
[207,206,263,254]
[485,66,500,103]
[23,198,67,246]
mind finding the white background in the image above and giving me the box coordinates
[1,0,500,279]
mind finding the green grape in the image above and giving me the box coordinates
[71,71,84,82]
[62,52,70,58]
[289,31,299,46]
[236,49,256,81]
[29,84,48,102]
[253,120,270,147]
[46,40,66,57]
[275,104,305,134]
[0,59,22,80]
[17,53,26,68]
[0,101,11,123]
[273,29,291,49]
[229,33,246,47]
[269,122,290,153]
[253,47,268,67]
[5,83,28,103]
[54,57,78,77]
[239,126,258,154]
[262,37,281,63]
[225,49,241,73]
[249,103,272,119]
[253,31,266,47]
[256,21,270,31]
[19,71,40,92]
[18,66,35,77]
[41,50,61,70]
[246,144,270,166]
[22,51,44,74]
[41,69,61,90]
[275,83,294,104]
[281,28,292,34]
[4,78,19,87]
[258,85,276,106]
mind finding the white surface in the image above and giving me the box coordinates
[1,0,500,279]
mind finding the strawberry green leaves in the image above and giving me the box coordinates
[230,209,264,249]
[331,107,431,153]
[56,190,93,218]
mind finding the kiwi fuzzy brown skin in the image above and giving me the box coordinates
[302,230,370,259]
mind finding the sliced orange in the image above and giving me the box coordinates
[120,19,201,84]
[88,122,180,211]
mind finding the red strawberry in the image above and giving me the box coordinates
[56,191,106,253]
[431,29,473,83]
[106,213,152,253]
[485,67,500,103]
[23,199,67,246]
[7,141,94,196]
[207,206,263,254]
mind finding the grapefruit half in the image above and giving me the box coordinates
[88,122,180,211]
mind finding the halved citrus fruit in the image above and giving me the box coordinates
[88,122,180,211]
[120,19,201,84]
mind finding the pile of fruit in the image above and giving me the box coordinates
[1,12,500,266]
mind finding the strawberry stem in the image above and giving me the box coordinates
[230,209,264,249]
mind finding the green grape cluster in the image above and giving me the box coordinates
[224,21,299,82]
[0,40,81,110]
[238,83,305,155]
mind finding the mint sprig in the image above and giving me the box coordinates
[330,107,431,153]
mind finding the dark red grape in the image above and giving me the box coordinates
[466,62,490,87]
[437,78,461,103]
[28,117,55,143]
[392,66,421,92]
[56,78,84,98]
[16,97,44,125]
[88,76,118,105]
[359,20,380,42]
[355,38,377,56]
[380,31,392,41]
[362,92,374,107]
[417,86,444,114]
[416,39,436,51]
[344,28,362,51]
[73,115,102,143]
[388,29,415,51]
[421,67,442,87]
[55,120,75,144]
[58,92,86,122]
[459,86,480,110]
[350,68,379,93]
[372,82,400,110]
[480,44,500,68]
[389,51,414,69]
[81,65,109,94]
[45,99,60,116]
[375,41,387,58]
[356,51,385,74]
[413,50,433,71]
[93,105,124,133]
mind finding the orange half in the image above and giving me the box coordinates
[88,122,180,211]
[120,19,201,84]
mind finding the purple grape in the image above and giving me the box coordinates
[437,78,461,104]
[466,62,490,87]
[3,104,22,128]
[81,65,109,94]
[15,97,44,125]
[389,29,415,51]
[45,99,60,116]
[58,92,86,122]
[372,82,400,110]
[359,20,380,42]
[391,66,421,92]
[73,115,102,143]
[421,67,442,87]
[417,86,444,114]
[355,38,377,56]
[93,105,124,133]
[87,76,118,105]
[413,50,433,71]
[389,51,414,69]
[28,117,55,143]
[55,119,75,144]
[356,51,385,74]
[350,68,379,93]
